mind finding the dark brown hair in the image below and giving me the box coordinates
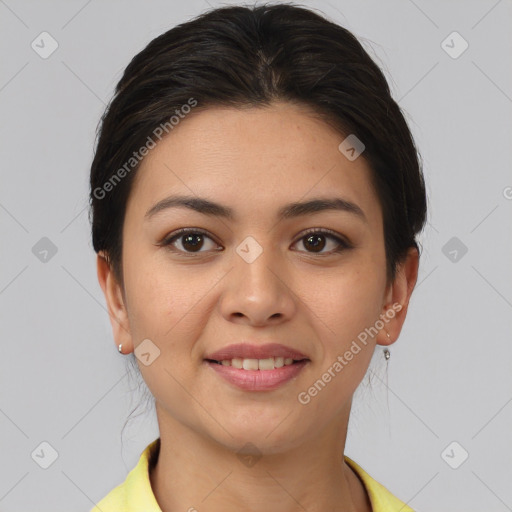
[89,2,427,287]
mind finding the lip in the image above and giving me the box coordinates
[204,343,309,362]
[205,359,309,391]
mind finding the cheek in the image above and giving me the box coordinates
[306,264,385,330]
[123,246,215,346]
[298,267,384,404]
[296,258,386,382]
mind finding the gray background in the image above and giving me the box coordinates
[1,0,511,511]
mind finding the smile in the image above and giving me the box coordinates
[207,356,303,370]
[204,358,309,391]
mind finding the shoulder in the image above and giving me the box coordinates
[344,455,415,512]
[90,438,162,512]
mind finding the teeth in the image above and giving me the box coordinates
[243,358,259,370]
[214,357,298,370]
[232,358,243,369]
[258,358,274,370]
[274,357,284,368]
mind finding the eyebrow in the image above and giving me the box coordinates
[145,195,367,224]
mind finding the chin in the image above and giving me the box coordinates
[210,418,309,456]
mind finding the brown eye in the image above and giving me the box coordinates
[293,229,351,255]
[303,233,326,253]
[162,229,220,254]
[180,233,205,252]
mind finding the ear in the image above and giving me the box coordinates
[96,251,133,353]
[377,246,419,346]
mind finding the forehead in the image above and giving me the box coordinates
[126,102,380,225]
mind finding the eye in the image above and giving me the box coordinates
[160,227,351,256]
[292,228,351,255]
[160,228,221,255]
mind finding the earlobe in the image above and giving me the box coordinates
[96,252,133,353]
[377,247,419,346]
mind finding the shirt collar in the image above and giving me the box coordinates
[120,438,414,512]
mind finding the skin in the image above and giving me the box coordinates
[97,101,419,512]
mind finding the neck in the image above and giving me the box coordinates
[149,406,372,512]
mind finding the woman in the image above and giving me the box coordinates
[89,3,427,511]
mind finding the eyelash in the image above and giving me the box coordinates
[160,227,352,256]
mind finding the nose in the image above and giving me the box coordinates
[219,239,297,327]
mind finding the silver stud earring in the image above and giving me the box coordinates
[384,330,391,360]
[118,343,123,354]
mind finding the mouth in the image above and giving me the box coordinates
[205,357,309,370]
[204,341,309,363]
[204,355,310,391]
[203,342,311,391]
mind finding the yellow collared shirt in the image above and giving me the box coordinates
[90,438,414,512]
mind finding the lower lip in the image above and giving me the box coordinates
[205,360,309,391]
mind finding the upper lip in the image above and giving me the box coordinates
[205,343,309,361]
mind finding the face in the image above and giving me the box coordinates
[99,101,415,454]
